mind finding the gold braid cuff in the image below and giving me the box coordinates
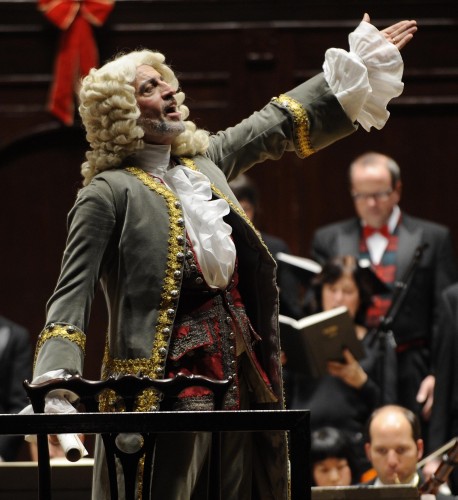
[271,94,315,158]
[34,323,86,370]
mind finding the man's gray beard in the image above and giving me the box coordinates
[139,117,185,141]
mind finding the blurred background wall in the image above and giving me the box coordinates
[1,0,457,379]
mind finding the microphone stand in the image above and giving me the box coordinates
[375,243,429,405]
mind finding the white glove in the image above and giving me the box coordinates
[20,369,88,462]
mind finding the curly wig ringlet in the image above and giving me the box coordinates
[78,49,210,186]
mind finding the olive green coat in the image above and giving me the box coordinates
[33,73,356,499]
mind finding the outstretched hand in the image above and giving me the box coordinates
[363,12,418,50]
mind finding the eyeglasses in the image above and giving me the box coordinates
[351,189,393,202]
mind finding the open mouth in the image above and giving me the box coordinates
[164,103,181,119]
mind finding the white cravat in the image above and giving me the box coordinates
[135,144,236,290]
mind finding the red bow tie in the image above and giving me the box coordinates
[363,225,390,239]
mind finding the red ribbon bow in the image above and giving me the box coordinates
[38,0,115,125]
[363,224,390,239]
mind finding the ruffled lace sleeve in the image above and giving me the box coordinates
[323,20,404,132]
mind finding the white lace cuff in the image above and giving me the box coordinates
[323,20,404,131]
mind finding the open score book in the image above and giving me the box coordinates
[279,305,365,378]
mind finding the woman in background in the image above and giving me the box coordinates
[289,255,397,476]
[311,426,360,486]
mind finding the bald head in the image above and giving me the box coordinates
[349,152,401,188]
[365,405,423,485]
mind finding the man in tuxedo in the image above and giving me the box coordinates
[0,315,31,461]
[311,152,458,423]
[363,404,452,497]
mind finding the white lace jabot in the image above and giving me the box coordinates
[135,144,236,290]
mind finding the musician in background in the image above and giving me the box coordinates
[363,404,452,498]
[311,426,360,486]
[0,315,31,461]
[311,152,458,436]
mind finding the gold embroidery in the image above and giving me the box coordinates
[100,167,185,412]
[271,94,314,158]
[137,456,145,500]
[100,344,164,411]
[34,324,86,370]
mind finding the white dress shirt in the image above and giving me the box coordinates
[364,205,401,265]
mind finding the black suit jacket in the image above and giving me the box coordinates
[262,232,303,319]
[429,283,458,452]
[0,315,32,461]
[428,283,458,493]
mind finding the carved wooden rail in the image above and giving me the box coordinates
[0,374,311,500]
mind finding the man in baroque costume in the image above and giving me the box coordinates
[29,13,416,500]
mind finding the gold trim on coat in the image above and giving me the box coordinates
[271,94,314,158]
[34,323,86,370]
[101,166,185,412]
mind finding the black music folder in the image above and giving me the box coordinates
[275,251,321,285]
[279,306,364,378]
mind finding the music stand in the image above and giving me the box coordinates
[312,485,420,500]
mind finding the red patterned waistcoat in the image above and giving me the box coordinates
[165,237,276,411]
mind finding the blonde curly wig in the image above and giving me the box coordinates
[78,49,210,186]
